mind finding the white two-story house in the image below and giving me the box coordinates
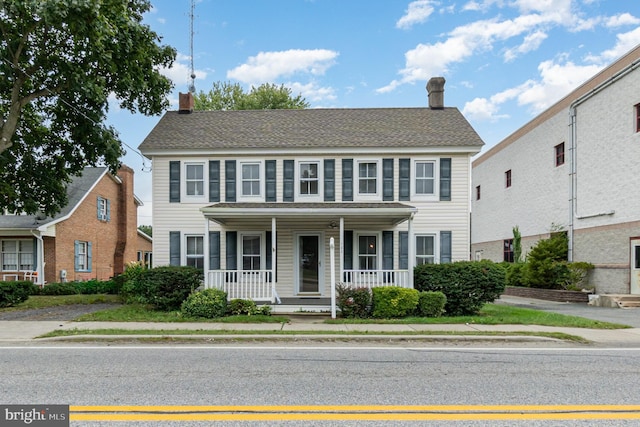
[139,78,484,309]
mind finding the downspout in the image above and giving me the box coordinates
[567,58,640,262]
[31,230,45,286]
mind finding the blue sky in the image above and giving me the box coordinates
[108,0,640,225]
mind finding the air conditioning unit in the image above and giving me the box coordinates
[60,269,67,282]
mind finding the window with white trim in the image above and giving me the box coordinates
[242,235,262,270]
[241,163,261,197]
[299,162,319,196]
[416,235,436,265]
[97,197,109,221]
[75,241,89,271]
[1,239,33,271]
[358,162,377,195]
[185,163,204,196]
[415,161,435,195]
[358,235,378,270]
[186,235,204,269]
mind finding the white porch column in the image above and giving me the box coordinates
[271,217,277,303]
[204,218,210,288]
[339,217,344,283]
[408,213,414,288]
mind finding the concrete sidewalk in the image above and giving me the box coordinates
[2,295,640,345]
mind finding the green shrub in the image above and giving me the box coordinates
[137,266,203,311]
[227,299,257,315]
[505,262,527,287]
[0,281,32,307]
[371,286,419,318]
[73,279,117,295]
[563,261,595,291]
[39,282,80,295]
[336,284,372,318]
[181,288,228,318]
[414,260,506,316]
[119,262,149,304]
[415,291,447,317]
[524,233,568,289]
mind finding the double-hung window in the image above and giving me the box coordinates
[97,197,110,221]
[555,143,565,167]
[74,240,91,272]
[1,240,33,271]
[504,239,514,263]
[416,235,435,265]
[299,162,319,196]
[358,162,377,195]
[185,163,204,197]
[358,235,378,270]
[186,235,204,270]
[241,163,261,197]
[415,161,435,195]
[242,235,261,270]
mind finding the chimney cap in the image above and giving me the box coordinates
[426,77,445,109]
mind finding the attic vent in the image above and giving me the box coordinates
[178,92,194,114]
[427,77,445,109]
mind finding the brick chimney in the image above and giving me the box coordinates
[178,92,194,114]
[427,77,445,109]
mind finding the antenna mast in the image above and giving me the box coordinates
[188,0,196,93]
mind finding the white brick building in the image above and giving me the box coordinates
[471,44,640,295]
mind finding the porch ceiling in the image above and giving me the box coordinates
[200,202,417,225]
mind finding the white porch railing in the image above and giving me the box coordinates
[207,270,273,301]
[342,269,411,289]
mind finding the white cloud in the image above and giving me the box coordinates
[462,96,508,121]
[504,30,548,61]
[396,0,436,29]
[605,13,640,28]
[287,81,337,102]
[227,49,339,84]
[587,26,640,62]
[158,53,208,87]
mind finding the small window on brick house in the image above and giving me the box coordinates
[503,239,514,263]
[505,170,512,188]
[476,185,481,200]
[555,142,565,166]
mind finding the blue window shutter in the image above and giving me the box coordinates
[169,231,180,266]
[440,158,451,201]
[283,160,294,202]
[342,159,353,201]
[209,231,220,270]
[209,161,220,203]
[106,199,111,222]
[399,159,410,201]
[87,242,93,272]
[343,230,353,270]
[382,231,393,270]
[226,231,237,270]
[324,159,335,201]
[265,160,277,202]
[225,160,236,202]
[399,231,408,270]
[32,238,37,270]
[74,240,80,271]
[383,159,394,201]
[96,197,102,220]
[440,231,452,264]
[169,161,180,203]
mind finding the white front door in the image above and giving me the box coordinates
[631,239,640,294]
[296,234,323,294]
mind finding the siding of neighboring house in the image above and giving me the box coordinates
[471,44,640,294]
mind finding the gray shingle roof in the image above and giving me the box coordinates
[0,167,107,230]
[139,107,484,152]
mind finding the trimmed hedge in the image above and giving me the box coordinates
[336,285,372,318]
[415,291,447,317]
[414,261,506,316]
[132,266,203,311]
[0,281,33,307]
[181,288,228,318]
[371,286,419,318]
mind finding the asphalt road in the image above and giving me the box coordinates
[3,345,640,426]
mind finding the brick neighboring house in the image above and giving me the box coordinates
[0,165,149,285]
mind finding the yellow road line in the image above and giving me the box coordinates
[68,405,640,422]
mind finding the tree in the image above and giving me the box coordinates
[194,81,309,111]
[512,225,522,263]
[138,225,152,237]
[0,0,176,216]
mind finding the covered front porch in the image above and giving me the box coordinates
[200,203,418,307]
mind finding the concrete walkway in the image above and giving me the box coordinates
[1,295,640,345]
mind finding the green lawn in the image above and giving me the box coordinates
[2,294,121,310]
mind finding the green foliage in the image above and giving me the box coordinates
[138,225,152,237]
[120,262,150,304]
[135,266,203,311]
[194,81,309,111]
[563,262,595,291]
[227,299,256,315]
[524,232,569,289]
[336,284,372,318]
[0,281,32,307]
[0,0,176,216]
[513,226,522,263]
[73,279,117,295]
[38,282,79,296]
[505,262,527,287]
[414,261,506,316]
[415,291,447,317]
[181,289,228,319]
[371,286,420,319]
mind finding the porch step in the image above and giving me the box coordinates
[589,294,640,309]
[278,297,331,305]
